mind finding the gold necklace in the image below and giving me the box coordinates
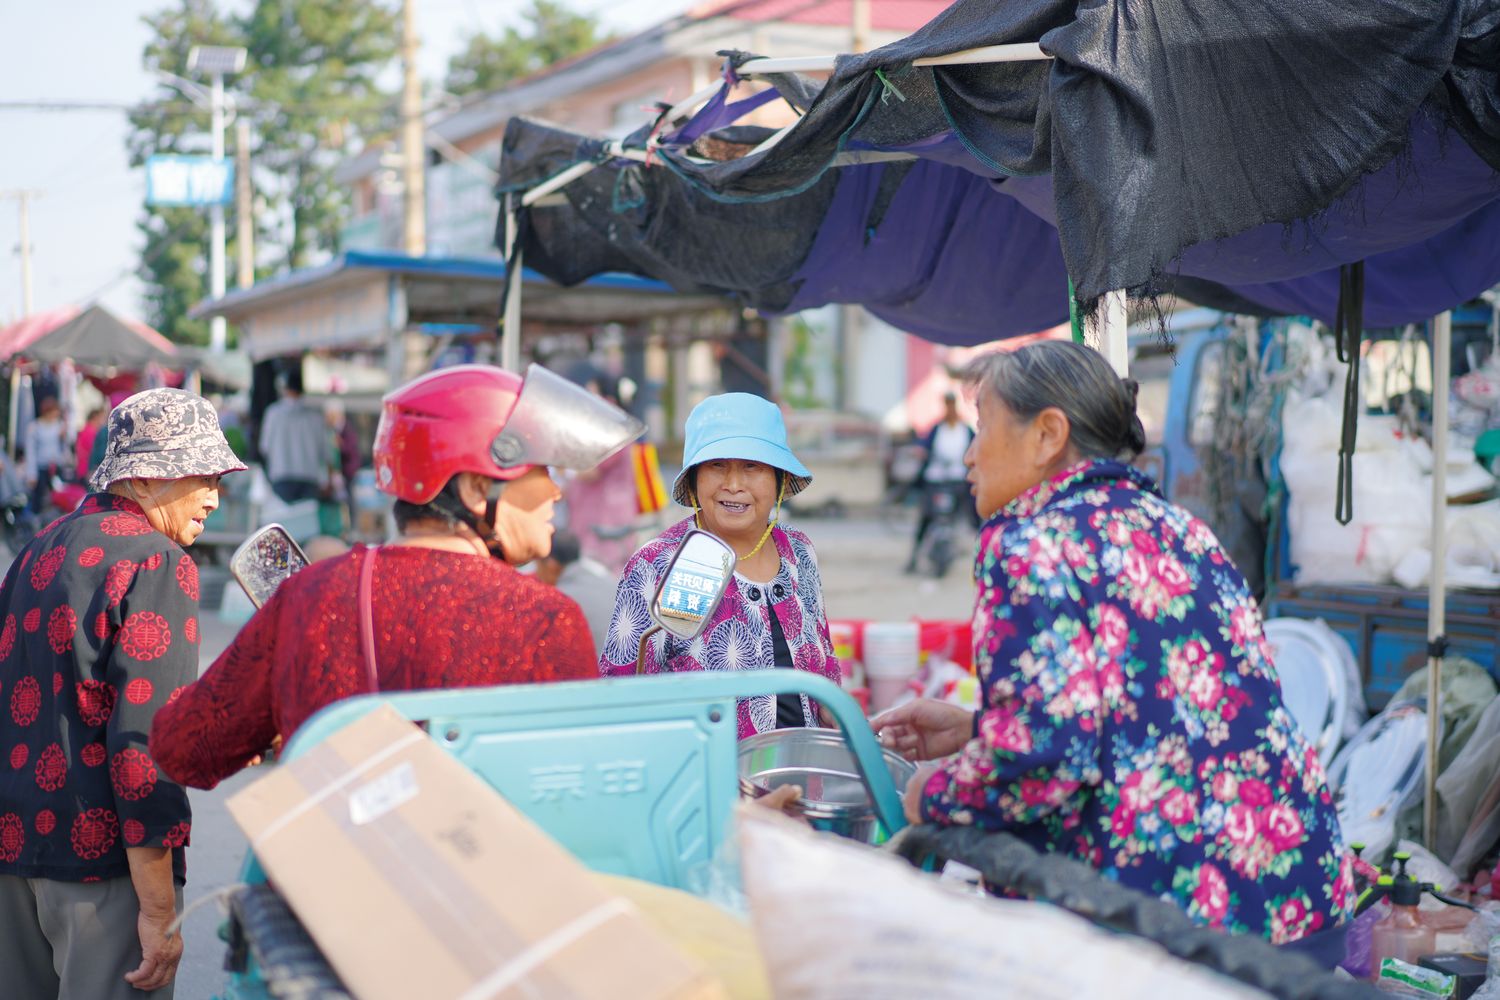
[697,510,777,560]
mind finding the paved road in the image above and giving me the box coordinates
[171,515,979,997]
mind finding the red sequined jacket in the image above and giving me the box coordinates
[150,545,596,789]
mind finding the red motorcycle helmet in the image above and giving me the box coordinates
[374,363,644,505]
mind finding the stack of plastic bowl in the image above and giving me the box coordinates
[863,622,920,714]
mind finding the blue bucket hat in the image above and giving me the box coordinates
[672,393,812,507]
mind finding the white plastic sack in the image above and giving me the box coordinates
[737,808,1268,1000]
[1327,702,1429,861]
[1281,393,1411,461]
[1282,449,1430,585]
[1449,501,1500,575]
[1433,697,1500,868]
[1279,383,1441,585]
[1389,503,1500,590]
[1280,393,1347,457]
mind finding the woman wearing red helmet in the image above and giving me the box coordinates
[149,365,644,790]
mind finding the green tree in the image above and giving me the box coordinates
[444,0,604,98]
[239,0,398,269]
[126,0,237,345]
[126,0,398,344]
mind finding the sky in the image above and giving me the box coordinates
[0,0,688,327]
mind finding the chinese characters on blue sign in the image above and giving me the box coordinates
[658,565,723,623]
[145,155,234,207]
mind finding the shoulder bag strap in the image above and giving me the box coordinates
[358,545,380,692]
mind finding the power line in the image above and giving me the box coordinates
[0,97,398,117]
[0,101,152,113]
[75,213,206,309]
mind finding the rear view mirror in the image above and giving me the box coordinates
[635,529,736,672]
[230,524,310,609]
[652,529,737,640]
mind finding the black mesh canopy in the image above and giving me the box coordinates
[500,0,1500,344]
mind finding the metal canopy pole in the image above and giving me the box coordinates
[499,157,610,372]
[1084,289,1130,376]
[501,192,523,373]
[733,41,1050,77]
[654,43,1053,132]
[1424,310,1452,847]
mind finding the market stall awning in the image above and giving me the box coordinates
[498,0,1500,345]
[0,305,178,368]
[193,250,730,360]
[0,306,80,358]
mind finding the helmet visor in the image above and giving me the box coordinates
[491,364,646,472]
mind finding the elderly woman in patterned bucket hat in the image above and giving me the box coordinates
[600,392,841,739]
[0,387,243,999]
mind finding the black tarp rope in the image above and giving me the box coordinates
[1334,261,1366,526]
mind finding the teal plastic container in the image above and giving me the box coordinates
[221,670,901,998]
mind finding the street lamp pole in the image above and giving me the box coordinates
[209,71,227,353]
[186,45,246,354]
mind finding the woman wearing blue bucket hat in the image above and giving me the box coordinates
[601,393,841,738]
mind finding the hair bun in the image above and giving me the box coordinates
[1120,378,1146,457]
[1124,414,1148,457]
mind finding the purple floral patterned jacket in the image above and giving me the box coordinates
[922,460,1354,943]
[600,516,840,738]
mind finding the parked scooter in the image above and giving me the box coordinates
[916,481,968,579]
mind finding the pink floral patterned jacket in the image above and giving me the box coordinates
[600,516,840,738]
[922,460,1354,944]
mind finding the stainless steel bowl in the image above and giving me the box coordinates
[738,727,916,843]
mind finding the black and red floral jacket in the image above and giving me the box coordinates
[0,494,198,883]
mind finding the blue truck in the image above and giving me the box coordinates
[1141,306,1500,710]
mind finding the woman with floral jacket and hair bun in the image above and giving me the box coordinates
[873,341,1352,967]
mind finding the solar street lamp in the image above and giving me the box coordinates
[187,45,247,354]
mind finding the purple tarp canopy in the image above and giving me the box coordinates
[499,0,1500,344]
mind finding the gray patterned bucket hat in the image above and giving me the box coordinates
[89,388,248,491]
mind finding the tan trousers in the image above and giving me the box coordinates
[0,874,182,1000]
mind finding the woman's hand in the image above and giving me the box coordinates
[753,783,809,824]
[125,906,183,992]
[871,698,974,762]
[902,765,939,825]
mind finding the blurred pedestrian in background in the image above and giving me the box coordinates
[23,396,68,516]
[326,400,362,536]
[564,373,644,572]
[904,391,978,574]
[534,529,615,655]
[75,407,108,484]
[258,370,327,505]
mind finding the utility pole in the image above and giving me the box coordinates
[1,190,40,317]
[852,0,871,52]
[209,71,227,352]
[236,118,255,289]
[400,0,426,256]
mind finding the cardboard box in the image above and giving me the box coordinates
[228,704,726,1000]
